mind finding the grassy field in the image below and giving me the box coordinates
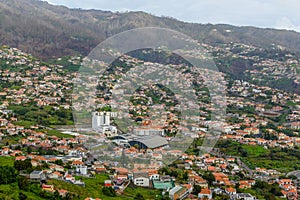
[123,184,161,199]
[14,120,35,128]
[224,142,270,157]
[0,183,48,200]
[0,156,15,167]
[43,129,75,138]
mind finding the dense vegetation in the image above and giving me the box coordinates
[8,105,73,127]
[217,139,300,173]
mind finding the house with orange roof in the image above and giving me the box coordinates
[35,156,47,162]
[213,173,229,185]
[15,156,27,161]
[225,187,236,195]
[72,160,84,166]
[224,179,233,186]
[281,189,298,200]
[49,171,63,179]
[239,180,251,189]
[244,127,259,134]
[113,167,129,175]
[204,157,216,164]
[64,174,75,182]
[256,138,267,145]
[47,157,59,163]
[49,164,64,172]
[208,165,220,172]
[58,189,68,197]
[185,160,193,165]
[31,160,41,167]
[183,184,193,193]
[278,179,292,186]
[236,130,248,136]
[192,175,208,188]
[278,178,298,199]
[198,188,212,199]
[94,166,107,174]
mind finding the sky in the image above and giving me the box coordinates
[46,0,300,32]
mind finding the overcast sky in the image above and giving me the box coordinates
[46,0,300,32]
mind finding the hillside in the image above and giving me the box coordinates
[1,0,300,59]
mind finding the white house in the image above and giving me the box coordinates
[133,172,150,187]
[76,165,88,175]
[232,193,256,200]
[133,177,150,187]
[149,174,160,181]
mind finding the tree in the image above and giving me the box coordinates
[19,192,27,200]
[192,185,201,195]
[159,193,171,200]
[159,167,171,175]
[0,166,17,184]
[202,172,215,186]
[26,147,32,154]
[183,171,189,181]
[134,193,145,200]
[288,175,298,180]
[102,187,116,197]
[53,190,62,200]
[17,175,29,190]
[235,182,240,191]
[41,162,49,169]
[54,159,64,166]
[241,149,248,157]
[264,193,276,200]
[14,159,32,171]
[213,193,230,200]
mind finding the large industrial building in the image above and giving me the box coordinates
[113,134,168,149]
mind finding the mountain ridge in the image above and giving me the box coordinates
[1,0,300,59]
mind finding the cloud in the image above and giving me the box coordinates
[275,17,300,32]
